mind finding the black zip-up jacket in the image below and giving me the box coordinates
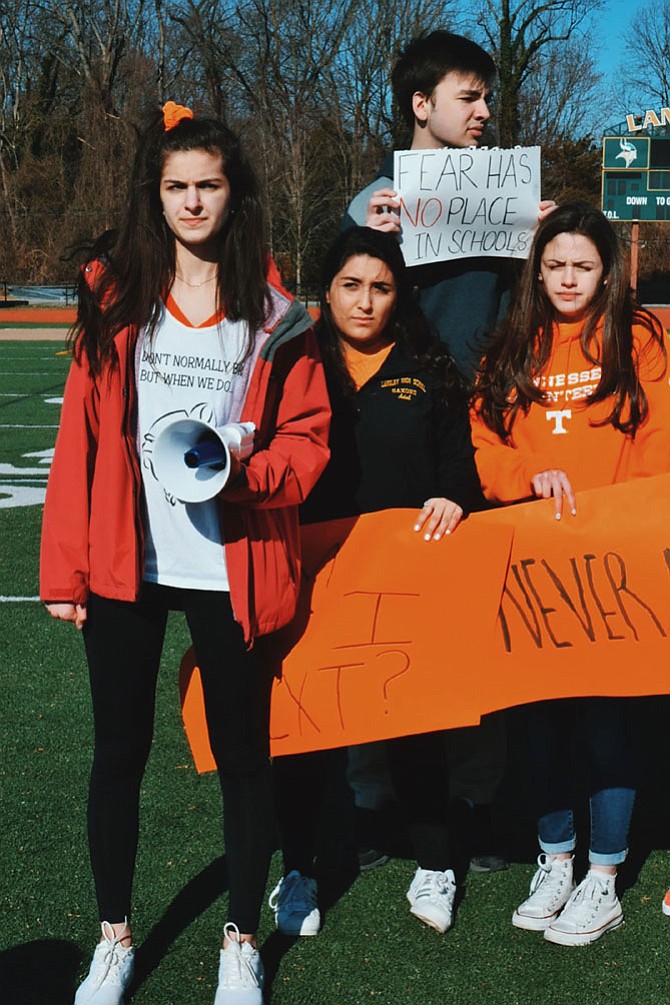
[301,341,485,524]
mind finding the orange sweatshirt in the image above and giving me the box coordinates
[471,318,670,503]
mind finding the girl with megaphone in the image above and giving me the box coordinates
[40,103,330,1005]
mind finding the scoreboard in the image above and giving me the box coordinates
[601,136,670,222]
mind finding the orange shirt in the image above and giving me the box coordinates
[341,340,394,390]
[471,319,670,502]
[165,292,222,328]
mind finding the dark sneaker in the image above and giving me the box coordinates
[268,870,321,936]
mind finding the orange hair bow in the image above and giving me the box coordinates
[162,101,194,131]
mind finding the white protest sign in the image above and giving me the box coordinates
[393,146,541,266]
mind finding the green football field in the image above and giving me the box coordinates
[2,339,670,1005]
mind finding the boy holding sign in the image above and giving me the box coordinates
[343,30,550,878]
[344,30,552,384]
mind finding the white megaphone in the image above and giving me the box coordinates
[152,419,256,503]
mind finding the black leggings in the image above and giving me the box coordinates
[275,731,451,874]
[82,584,275,933]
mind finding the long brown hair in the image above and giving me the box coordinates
[70,111,270,374]
[317,227,462,401]
[475,201,665,441]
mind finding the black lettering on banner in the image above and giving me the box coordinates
[337,590,417,647]
[520,559,571,649]
[664,547,670,580]
[499,563,543,651]
[603,551,666,639]
[500,550,667,653]
[583,553,624,640]
[541,557,595,641]
[315,662,366,729]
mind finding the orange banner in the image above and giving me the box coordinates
[180,474,670,771]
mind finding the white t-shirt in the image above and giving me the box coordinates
[136,304,252,590]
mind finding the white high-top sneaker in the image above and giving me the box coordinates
[544,870,623,946]
[513,854,575,931]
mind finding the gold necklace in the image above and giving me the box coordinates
[174,271,217,288]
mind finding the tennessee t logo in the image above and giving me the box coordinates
[546,409,571,435]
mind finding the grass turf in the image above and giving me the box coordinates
[2,340,670,1005]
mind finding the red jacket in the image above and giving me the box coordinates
[40,280,331,642]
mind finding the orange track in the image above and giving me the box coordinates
[2,303,666,328]
[1,306,76,323]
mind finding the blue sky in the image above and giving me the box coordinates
[596,0,633,82]
[591,0,648,133]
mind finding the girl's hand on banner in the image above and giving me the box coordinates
[413,497,463,541]
[531,468,576,520]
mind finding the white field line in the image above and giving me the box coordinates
[0,464,52,475]
[0,394,63,401]
[0,596,41,602]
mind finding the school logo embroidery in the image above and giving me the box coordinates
[380,377,427,402]
[546,409,571,435]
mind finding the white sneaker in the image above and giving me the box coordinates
[74,921,135,1005]
[214,924,264,1005]
[544,870,623,946]
[268,870,321,936]
[513,855,575,931]
[406,868,456,933]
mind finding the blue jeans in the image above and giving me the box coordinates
[517,697,636,866]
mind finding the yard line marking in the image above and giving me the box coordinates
[0,596,41,602]
[0,448,52,506]
[0,485,46,507]
[0,424,59,428]
[0,464,52,474]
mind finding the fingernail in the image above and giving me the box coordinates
[424,533,431,541]
[571,509,577,516]
[555,513,561,521]
[413,524,420,531]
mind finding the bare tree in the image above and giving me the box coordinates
[463,0,603,147]
[37,0,149,113]
[166,0,239,119]
[621,0,670,109]
[516,36,603,146]
[212,0,361,287]
[0,0,33,242]
[325,0,457,207]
